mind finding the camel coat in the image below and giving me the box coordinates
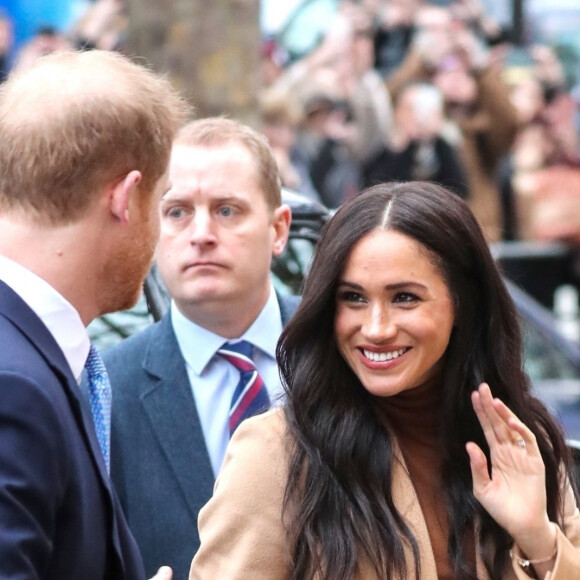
[189,408,580,580]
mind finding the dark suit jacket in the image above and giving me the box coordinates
[0,280,145,580]
[105,293,299,580]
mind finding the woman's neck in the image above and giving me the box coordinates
[374,376,444,440]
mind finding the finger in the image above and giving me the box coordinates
[490,394,519,423]
[491,397,538,449]
[476,383,512,443]
[471,387,493,436]
[466,442,490,494]
[507,415,538,450]
[471,384,504,446]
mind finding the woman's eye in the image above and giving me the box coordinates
[394,292,419,304]
[337,291,366,304]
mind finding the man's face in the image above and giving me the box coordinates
[157,143,290,327]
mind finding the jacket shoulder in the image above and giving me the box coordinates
[102,315,178,387]
[103,315,169,362]
[278,293,300,325]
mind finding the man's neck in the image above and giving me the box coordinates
[0,216,102,325]
[176,288,271,339]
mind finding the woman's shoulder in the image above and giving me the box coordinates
[232,406,288,439]
[222,407,291,472]
[192,411,294,579]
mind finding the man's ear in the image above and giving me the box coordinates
[109,170,142,224]
[272,204,292,256]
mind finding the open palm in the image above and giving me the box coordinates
[466,383,551,546]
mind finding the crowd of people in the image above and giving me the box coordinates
[1,2,580,580]
[258,0,580,244]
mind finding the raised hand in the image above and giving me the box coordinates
[466,383,557,564]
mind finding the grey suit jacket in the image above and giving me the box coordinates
[104,293,299,580]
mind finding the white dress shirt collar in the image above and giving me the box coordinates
[171,286,283,373]
[0,254,90,381]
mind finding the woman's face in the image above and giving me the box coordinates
[334,229,455,398]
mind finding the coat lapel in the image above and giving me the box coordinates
[390,437,506,580]
[389,437,440,580]
[140,316,215,519]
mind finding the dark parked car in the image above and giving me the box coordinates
[89,189,580,445]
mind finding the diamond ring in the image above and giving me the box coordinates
[516,439,526,449]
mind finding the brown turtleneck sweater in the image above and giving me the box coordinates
[376,379,475,579]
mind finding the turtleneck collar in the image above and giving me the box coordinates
[373,375,444,441]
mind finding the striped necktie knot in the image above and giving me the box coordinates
[218,341,255,372]
[217,340,270,436]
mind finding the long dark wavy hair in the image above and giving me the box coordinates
[277,182,575,580]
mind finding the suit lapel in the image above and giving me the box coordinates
[140,316,215,519]
[0,281,113,487]
[0,281,125,559]
[0,280,73,380]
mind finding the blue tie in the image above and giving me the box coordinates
[217,340,270,436]
[84,343,112,473]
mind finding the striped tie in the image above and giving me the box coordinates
[84,343,112,473]
[217,341,270,436]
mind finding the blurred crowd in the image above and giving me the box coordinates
[259,0,580,245]
[0,0,127,80]
[2,0,580,245]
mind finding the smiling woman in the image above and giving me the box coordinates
[334,229,455,398]
[189,181,580,580]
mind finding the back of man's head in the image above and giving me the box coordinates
[0,49,187,225]
[174,117,282,210]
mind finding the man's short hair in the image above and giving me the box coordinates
[174,117,282,210]
[0,49,188,225]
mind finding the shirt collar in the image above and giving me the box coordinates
[171,286,283,375]
[0,254,90,381]
[241,287,283,360]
